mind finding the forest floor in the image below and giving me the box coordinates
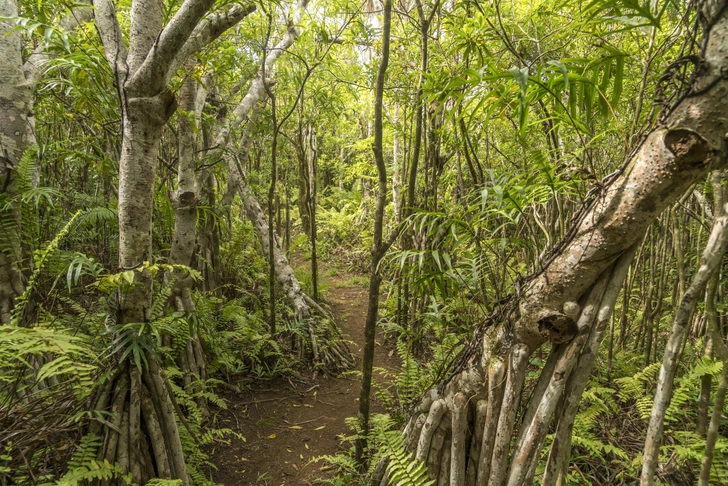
[206,263,399,485]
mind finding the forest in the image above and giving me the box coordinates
[1,0,728,484]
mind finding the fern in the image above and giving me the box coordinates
[55,434,123,486]
[11,210,82,325]
[54,459,122,486]
[381,432,434,486]
[76,206,117,227]
[614,361,662,402]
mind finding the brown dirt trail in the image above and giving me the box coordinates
[206,268,398,485]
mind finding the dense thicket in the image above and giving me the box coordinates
[1,0,727,485]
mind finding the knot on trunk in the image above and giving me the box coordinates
[178,191,196,208]
[168,191,197,210]
[537,309,578,344]
[664,128,710,167]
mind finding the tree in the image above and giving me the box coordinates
[0,1,92,325]
[374,2,728,484]
[90,0,254,481]
[356,0,396,465]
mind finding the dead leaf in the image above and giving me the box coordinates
[267,434,276,439]
[289,425,302,429]
[314,426,326,431]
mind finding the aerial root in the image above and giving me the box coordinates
[375,357,505,486]
[450,392,469,485]
[369,458,388,486]
[416,398,447,462]
[437,434,452,486]
[90,357,193,485]
[427,417,449,480]
[291,318,355,375]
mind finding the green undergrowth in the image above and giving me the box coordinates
[0,203,346,484]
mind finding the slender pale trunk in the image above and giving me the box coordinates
[699,348,728,486]
[697,171,728,486]
[204,0,315,317]
[307,125,319,300]
[640,206,728,486]
[168,66,206,311]
[168,67,209,413]
[542,249,635,485]
[229,154,313,320]
[392,104,402,224]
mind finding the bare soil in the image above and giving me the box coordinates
[206,267,399,485]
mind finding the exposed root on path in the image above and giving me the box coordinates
[286,316,356,376]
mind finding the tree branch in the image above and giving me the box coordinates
[126,0,217,94]
[92,0,128,82]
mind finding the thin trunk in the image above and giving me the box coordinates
[640,209,728,486]
[392,104,402,224]
[267,89,279,334]
[228,141,313,320]
[698,346,728,486]
[308,125,319,300]
[356,0,392,464]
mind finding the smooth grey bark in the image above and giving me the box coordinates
[0,1,92,324]
[167,65,209,415]
[697,172,728,486]
[228,152,313,319]
[168,65,207,312]
[541,249,636,485]
[94,0,254,322]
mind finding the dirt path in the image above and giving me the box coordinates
[207,267,398,485]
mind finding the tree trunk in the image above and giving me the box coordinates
[229,154,310,318]
[381,4,728,483]
[168,66,206,310]
[392,104,402,224]
[307,124,319,300]
[93,0,256,480]
[167,64,209,414]
[201,0,317,319]
[640,207,728,485]
[0,0,31,324]
[356,0,393,464]
[0,1,92,324]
